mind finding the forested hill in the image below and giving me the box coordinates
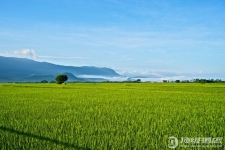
[0,56,119,82]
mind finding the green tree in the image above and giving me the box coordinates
[40,80,48,83]
[163,80,167,83]
[55,74,68,84]
[175,80,180,83]
[194,78,200,83]
[200,79,206,84]
[136,79,141,82]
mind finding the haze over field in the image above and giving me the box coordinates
[0,0,225,79]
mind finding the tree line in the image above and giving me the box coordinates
[163,78,225,83]
[2,76,225,84]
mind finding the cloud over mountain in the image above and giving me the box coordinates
[13,49,38,59]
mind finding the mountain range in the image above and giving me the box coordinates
[0,56,119,82]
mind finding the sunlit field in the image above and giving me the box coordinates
[0,83,224,149]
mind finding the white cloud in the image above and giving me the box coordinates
[77,75,129,81]
[39,55,89,59]
[13,49,38,59]
[116,69,224,81]
[116,70,168,77]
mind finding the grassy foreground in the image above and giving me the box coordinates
[0,83,224,149]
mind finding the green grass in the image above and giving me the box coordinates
[0,83,224,149]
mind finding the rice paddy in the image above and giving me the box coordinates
[0,83,224,149]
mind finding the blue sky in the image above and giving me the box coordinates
[0,0,225,78]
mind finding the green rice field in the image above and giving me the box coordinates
[0,83,224,149]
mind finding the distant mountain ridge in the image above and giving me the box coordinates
[0,56,119,82]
